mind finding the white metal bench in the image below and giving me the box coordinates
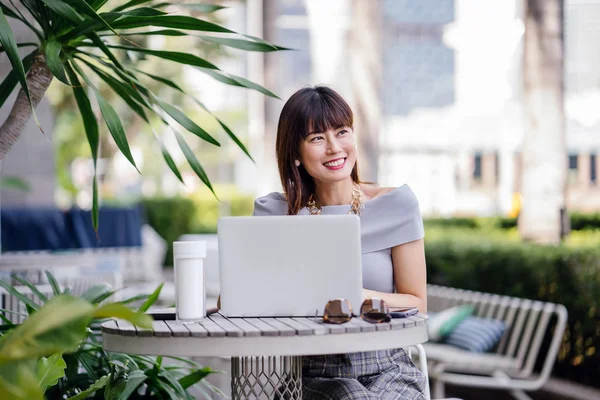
[425,284,568,400]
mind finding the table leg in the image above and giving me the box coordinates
[231,355,302,399]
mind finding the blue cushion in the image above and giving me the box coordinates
[427,305,474,341]
[443,316,506,353]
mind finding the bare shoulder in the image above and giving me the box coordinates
[359,183,395,201]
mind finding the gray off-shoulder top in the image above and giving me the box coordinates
[253,185,425,293]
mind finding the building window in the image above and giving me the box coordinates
[568,154,578,184]
[473,153,482,182]
[591,153,597,184]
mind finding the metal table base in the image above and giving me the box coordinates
[231,356,302,399]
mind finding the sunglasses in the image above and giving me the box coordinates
[321,298,391,324]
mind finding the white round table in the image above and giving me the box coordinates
[102,311,429,399]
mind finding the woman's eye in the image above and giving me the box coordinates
[310,136,323,142]
[337,130,347,136]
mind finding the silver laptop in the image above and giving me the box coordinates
[218,215,363,317]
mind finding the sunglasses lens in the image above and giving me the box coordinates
[323,299,353,324]
[360,298,391,323]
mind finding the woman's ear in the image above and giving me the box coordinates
[295,160,301,167]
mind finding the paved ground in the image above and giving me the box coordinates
[444,378,600,400]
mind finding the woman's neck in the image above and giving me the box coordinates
[314,179,355,206]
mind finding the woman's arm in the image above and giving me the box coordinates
[363,238,427,313]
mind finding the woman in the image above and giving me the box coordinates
[253,85,427,399]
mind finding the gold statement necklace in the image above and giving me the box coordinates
[306,183,365,215]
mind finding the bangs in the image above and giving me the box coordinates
[303,90,353,137]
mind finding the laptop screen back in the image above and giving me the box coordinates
[218,215,363,317]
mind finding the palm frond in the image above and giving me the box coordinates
[0,0,289,233]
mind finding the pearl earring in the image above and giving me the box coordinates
[294,160,301,167]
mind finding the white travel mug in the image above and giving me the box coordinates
[173,241,206,323]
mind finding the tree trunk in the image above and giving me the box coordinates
[0,54,53,161]
[349,0,382,183]
[519,0,567,244]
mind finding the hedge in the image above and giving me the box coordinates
[141,190,254,265]
[424,228,600,388]
[141,197,196,266]
[424,212,600,231]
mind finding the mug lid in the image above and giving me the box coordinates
[173,241,206,258]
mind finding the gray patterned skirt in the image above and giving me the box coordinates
[278,349,426,399]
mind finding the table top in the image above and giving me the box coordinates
[101,311,429,357]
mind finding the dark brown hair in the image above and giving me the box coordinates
[276,85,361,215]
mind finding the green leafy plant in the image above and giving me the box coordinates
[0,273,219,399]
[0,0,287,230]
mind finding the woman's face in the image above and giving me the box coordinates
[299,126,357,184]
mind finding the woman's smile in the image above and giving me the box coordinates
[323,157,347,170]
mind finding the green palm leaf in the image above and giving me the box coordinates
[91,175,99,231]
[10,275,49,303]
[77,58,191,187]
[178,367,213,389]
[215,118,254,162]
[197,35,291,52]
[0,280,40,311]
[151,130,184,184]
[228,74,280,99]
[0,42,38,53]
[133,69,254,161]
[64,64,99,161]
[65,61,101,230]
[0,3,22,20]
[87,33,126,72]
[44,271,62,296]
[105,28,186,37]
[105,7,167,17]
[88,0,110,10]
[88,62,149,122]
[71,61,139,172]
[177,4,227,13]
[94,89,139,172]
[63,0,115,25]
[111,0,153,13]
[106,44,219,69]
[0,7,34,111]
[155,99,220,146]
[110,15,235,33]
[174,130,216,196]
[39,0,84,24]
[197,67,279,98]
[137,283,163,313]
[44,39,69,85]
[0,49,37,109]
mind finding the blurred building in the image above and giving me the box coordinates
[248,0,600,216]
[379,0,600,216]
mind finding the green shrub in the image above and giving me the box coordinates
[424,228,600,387]
[570,212,600,231]
[142,197,196,266]
[142,188,255,265]
[187,188,254,234]
[424,212,600,232]
[423,217,479,229]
